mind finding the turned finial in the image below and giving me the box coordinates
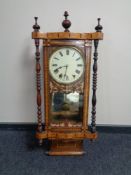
[62,11,71,32]
[33,17,40,32]
[95,18,103,32]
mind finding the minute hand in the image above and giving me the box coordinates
[64,65,68,79]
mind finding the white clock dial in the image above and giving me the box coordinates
[49,47,84,84]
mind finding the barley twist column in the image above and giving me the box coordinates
[91,18,103,133]
[33,17,43,145]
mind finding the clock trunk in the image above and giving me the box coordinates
[43,40,92,155]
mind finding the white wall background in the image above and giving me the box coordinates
[0,0,131,125]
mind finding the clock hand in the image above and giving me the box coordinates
[54,65,68,72]
[54,66,62,73]
[64,65,68,80]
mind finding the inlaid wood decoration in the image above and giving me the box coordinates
[32,11,103,155]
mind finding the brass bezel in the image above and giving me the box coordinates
[48,46,85,86]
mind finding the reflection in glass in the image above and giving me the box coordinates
[50,92,83,124]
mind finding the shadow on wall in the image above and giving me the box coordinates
[20,37,44,122]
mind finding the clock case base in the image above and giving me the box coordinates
[36,131,97,155]
[47,140,84,156]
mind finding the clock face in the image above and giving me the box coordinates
[49,47,84,84]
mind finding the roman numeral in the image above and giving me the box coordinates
[77,64,83,67]
[52,64,58,67]
[66,75,69,80]
[54,69,59,74]
[66,49,69,55]
[63,75,69,80]
[72,75,76,79]
[54,57,59,60]
[59,73,63,79]
[72,52,75,57]
[75,70,80,74]
[59,51,63,57]
[76,57,80,61]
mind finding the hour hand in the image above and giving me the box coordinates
[54,66,62,73]
[54,65,68,74]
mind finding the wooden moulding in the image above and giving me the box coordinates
[36,131,97,140]
[32,32,103,40]
[48,140,84,156]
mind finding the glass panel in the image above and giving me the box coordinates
[50,91,83,125]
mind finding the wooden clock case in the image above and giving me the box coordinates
[32,11,103,155]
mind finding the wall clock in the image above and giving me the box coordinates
[32,11,103,155]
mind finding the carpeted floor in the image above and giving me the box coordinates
[0,130,131,175]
